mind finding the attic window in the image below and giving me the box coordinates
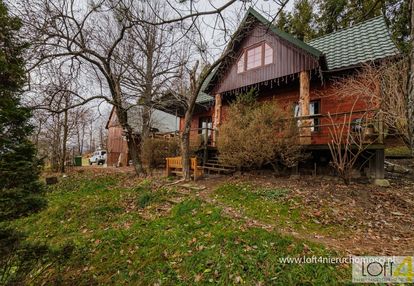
[246,45,262,70]
[264,43,273,65]
[237,54,245,74]
[237,42,273,73]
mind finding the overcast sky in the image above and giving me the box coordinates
[189,0,294,59]
[18,0,296,131]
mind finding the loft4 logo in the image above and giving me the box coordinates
[352,256,413,283]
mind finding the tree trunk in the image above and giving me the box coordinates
[141,104,151,140]
[181,62,200,181]
[80,123,85,155]
[60,101,69,173]
[181,127,191,181]
[408,0,414,155]
[76,126,81,155]
[140,41,155,169]
[51,114,61,172]
[99,125,104,149]
[181,94,197,181]
[115,103,144,174]
[126,131,143,174]
[89,121,93,153]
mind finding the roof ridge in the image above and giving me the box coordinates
[307,15,385,43]
[245,7,323,58]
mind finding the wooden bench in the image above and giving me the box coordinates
[166,157,203,180]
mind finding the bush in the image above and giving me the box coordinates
[217,90,305,171]
[141,137,180,170]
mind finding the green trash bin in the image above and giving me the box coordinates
[74,156,82,167]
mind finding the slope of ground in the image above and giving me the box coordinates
[9,167,414,284]
[9,172,350,285]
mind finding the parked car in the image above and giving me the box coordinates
[89,150,107,165]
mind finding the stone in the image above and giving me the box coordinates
[289,174,301,180]
[384,162,395,172]
[385,161,410,174]
[45,176,58,185]
[373,179,390,187]
[393,165,410,174]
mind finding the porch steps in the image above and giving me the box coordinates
[201,158,236,175]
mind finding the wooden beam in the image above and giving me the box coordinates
[299,71,312,145]
[213,94,222,146]
[375,149,385,179]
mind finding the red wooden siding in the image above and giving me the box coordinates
[180,107,214,147]
[183,83,376,147]
[213,23,320,94]
[106,110,129,166]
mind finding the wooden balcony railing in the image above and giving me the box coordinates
[295,109,384,145]
[173,109,384,155]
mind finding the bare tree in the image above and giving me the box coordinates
[178,2,290,180]
[407,0,414,154]
[17,0,145,173]
[29,62,99,171]
[331,62,410,148]
[376,60,410,146]
[74,109,92,155]
[15,0,250,175]
[121,1,188,144]
[327,112,376,185]
[326,66,383,184]
[13,0,291,178]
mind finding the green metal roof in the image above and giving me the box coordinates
[198,10,399,101]
[196,92,213,104]
[308,16,399,71]
[246,7,323,58]
[196,68,215,104]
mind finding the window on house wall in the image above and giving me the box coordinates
[264,43,273,65]
[237,42,273,73]
[198,116,213,145]
[237,54,245,74]
[198,116,212,134]
[294,101,320,132]
[246,45,262,70]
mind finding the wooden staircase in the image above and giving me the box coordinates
[202,157,236,175]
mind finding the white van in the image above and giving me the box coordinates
[89,150,107,165]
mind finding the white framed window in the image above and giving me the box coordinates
[237,53,245,74]
[294,101,320,132]
[264,43,273,65]
[237,42,274,73]
[246,45,262,70]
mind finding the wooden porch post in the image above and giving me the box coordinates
[374,149,385,179]
[299,71,311,145]
[213,94,222,146]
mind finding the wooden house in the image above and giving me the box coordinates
[106,106,178,167]
[167,8,400,178]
